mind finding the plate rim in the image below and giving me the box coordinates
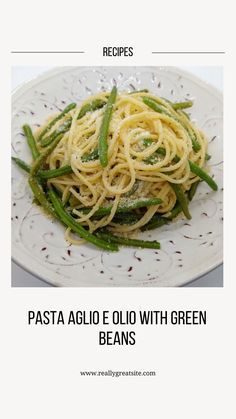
[11,252,223,288]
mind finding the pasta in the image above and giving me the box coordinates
[13,88,218,251]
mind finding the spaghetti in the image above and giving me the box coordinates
[13,88,218,251]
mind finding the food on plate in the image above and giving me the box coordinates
[12,87,217,251]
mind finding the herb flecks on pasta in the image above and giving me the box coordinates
[12,88,218,251]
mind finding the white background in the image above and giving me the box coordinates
[11,66,223,287]
[2,1,235,418]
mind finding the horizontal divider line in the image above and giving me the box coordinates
[151,51,225,54]
[11,51,85,54]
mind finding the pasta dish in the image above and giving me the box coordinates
[12,87,218,251]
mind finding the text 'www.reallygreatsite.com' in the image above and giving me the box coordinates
[80,370,156,377]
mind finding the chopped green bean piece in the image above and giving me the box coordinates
[12,157,30,173]
[172,100,193,110]
[39,165,73,179]
[170,183,191,220]
[81,148,99,162]
[98,86,117,167]
[41,118,72,147]
[188,161,218,191]
[23,124,39,159]
[129,89,149,94]
[188,181,200,201]
[96,229,160,249]
[123,181,139,197]
[29,177,56,218]
[38,103,76,141]
[77,99,106,119]
[12,157,73,180]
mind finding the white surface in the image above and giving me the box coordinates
[11,66,223,287]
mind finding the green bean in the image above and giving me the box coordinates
[141,204,183,231]
[143,139,165,162]
[144,149,166,165]
[143,139,171,160]
[144,154,160,165]
[143,97,168,115]
[12,157,73,180]
[63,191,71,207]
[123,181,139,197]
[188,181,200,201]
[39,165,73,179]
[41,118,72,147]
[114,197,163,212]
[170,183,191,219]
[77,99,106,119]
[98,86,117,167]
[80,197,162,217]
[48,189,118,252]
[172,100,193,110]
[140,216,168,231]
[12,157,46,188]
[118,201,181,229]
[188,161,218,191]
[22,124,39,159]
[176,111,200,152]
[161,98,193,111]
[112,212,142,225]
[128,89,149,94]
[38,103,76,141]
[12,157,30,173]
[30,134,64,176]
[166,203,183,220]
[95,229,160,249]
[143,141,169,164]
[143,138,154,147]
[28,177,56,217]
[143,97,201,152]
[185,126,201,152]
[81,147,99,162]
[143,144,180,165]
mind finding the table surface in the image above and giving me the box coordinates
[11,66,223,287]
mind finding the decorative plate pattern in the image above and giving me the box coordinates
[11,67,223,287]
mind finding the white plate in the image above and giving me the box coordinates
[11,67,223,287]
